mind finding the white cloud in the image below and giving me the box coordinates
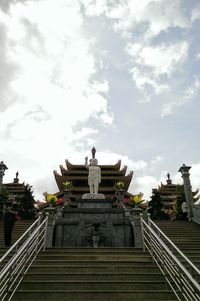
[161,77,200,116]
[127,41,188,98]
[81,0,189,38]
[133,175,159,201]
[130,66,169,95]
[150,156,164,165]
[92,151,147,173]
[0,0,114,199]
[191,5,200,23]
[196,53,200,60]
[0,0,113,141]
[81,0,191,111]
[137,42,188,76]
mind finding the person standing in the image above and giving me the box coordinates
[3,199,18,247]
[181,201,188,220]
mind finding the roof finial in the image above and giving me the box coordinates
[13,171,19,183]
[166,173,172,185]
[91,147,96,158]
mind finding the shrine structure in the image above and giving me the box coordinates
[53,147,133,203]
[45,148,143,249]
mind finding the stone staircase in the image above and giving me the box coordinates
[0,219,34,257]
[155,219,200,285]
[11,247,177,301]
[155,220,200,268]
[3,219,200,301]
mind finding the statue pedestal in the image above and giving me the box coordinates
[52,198,134,248]
[78,198,112,209]
[82,193,105,200]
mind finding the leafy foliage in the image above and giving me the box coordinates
[148,188,167,220]
[0,185,9,217]
[20,184,35,219]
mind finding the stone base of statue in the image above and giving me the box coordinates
[82,193,105,200]
[47,197,135,248]
[78,198,112,209]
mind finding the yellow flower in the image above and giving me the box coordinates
[46,194,57,203]
[133,195,142,204]
[132,192,144,204]
[63,181,72,189]
[116,181,124,189]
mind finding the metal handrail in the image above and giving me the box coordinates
[140,214,200,301]
[147,217,200,277]
[0,213,49,301]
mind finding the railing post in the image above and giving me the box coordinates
[35,212,42,255]
[147,213,154,256]
[43,213,49,251]
[131,207,143,248]
[140,213,146,251]
[37,212,42,226]
[43,206,56,248]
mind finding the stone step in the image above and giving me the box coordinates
[8,239,177,301]
[36,254,152,260]
[24,272,163,281]
[45,247,139,252]
[34,259,154,266]
[27,264,160,273]
[20,280,168,290]
[12,289,176,301]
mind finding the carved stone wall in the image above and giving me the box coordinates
[53,199,134,248]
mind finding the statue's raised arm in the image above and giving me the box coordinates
[85,157,89,169]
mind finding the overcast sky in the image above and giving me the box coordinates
[1,0,200,201]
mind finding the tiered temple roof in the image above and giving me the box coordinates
[2,172,35,218]
[54,151,133,200]
[157,173,199,209]
[4,172,27,203]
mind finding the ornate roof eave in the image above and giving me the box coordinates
[194,195,200,202]
[53,170,63,191]
[124,171,133,191]
[5,182,24,186]
[59,165,68,175]
[65,159,122,171]
[121,165,127,176]
[58,169,127,176]
[192,188,199,196]
[54,171,133,194]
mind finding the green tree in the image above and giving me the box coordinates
[148,188,167,220]
[0,185,9,217]
[20,184,35,219]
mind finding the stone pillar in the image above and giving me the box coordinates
[63,189,71,207]
[0,161,8,194]
[178,164,193,221]
[118,189,124,203]
[44,205,56,247]
[131,207,143,248]
[118,189,127,212]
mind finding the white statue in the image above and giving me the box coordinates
[85,157,101,194]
